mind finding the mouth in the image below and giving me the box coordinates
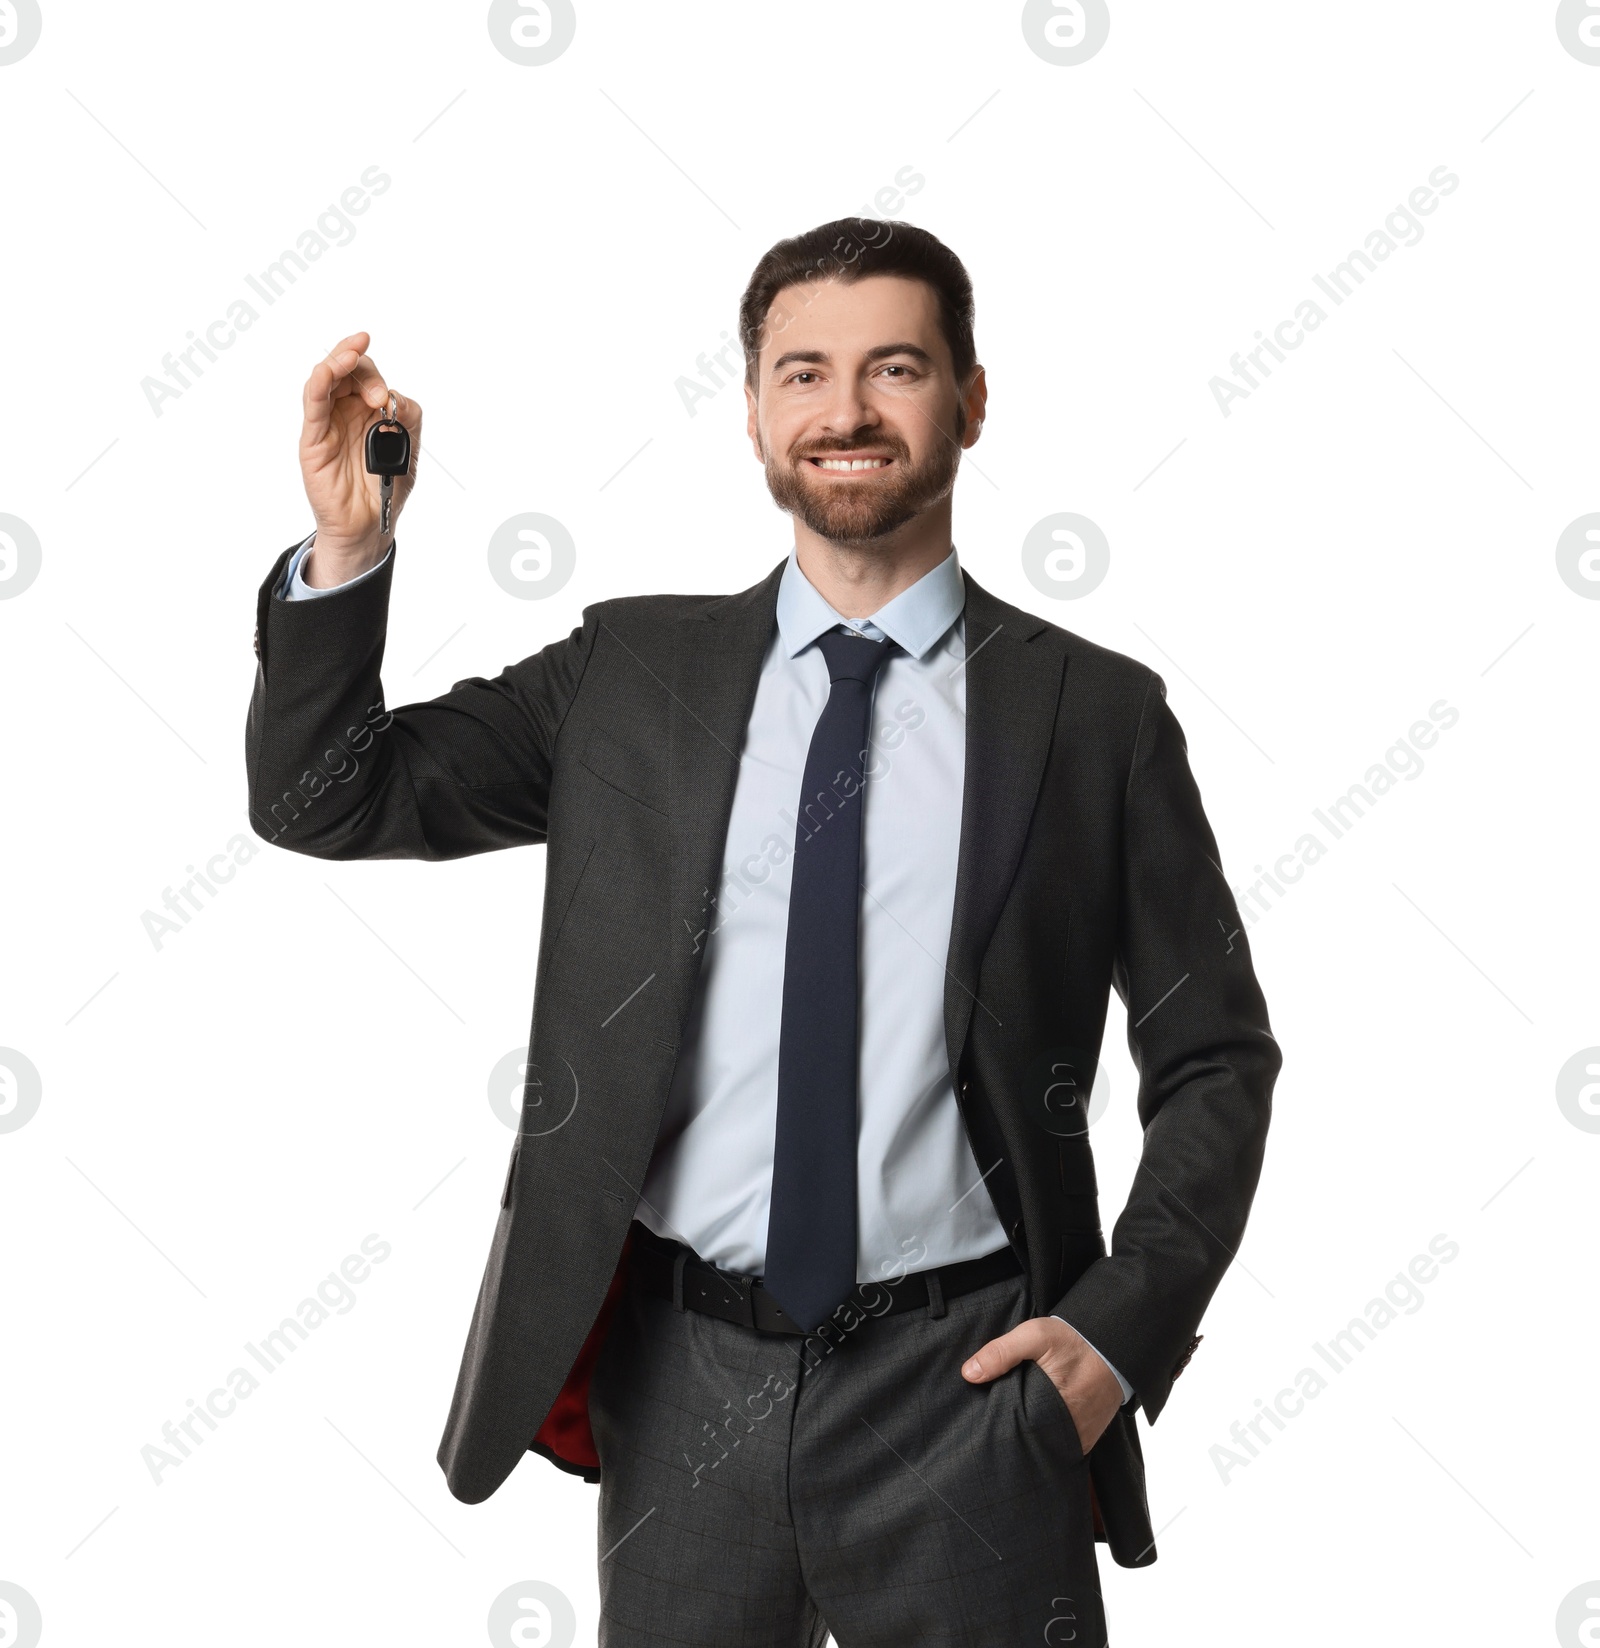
[802,453,896,476]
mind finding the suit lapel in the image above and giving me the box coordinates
[664,558,787,1043]
[942,571,1067,1082]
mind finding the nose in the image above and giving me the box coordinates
[816,375,880,439]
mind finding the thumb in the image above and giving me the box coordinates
[962,1320,1049,1383]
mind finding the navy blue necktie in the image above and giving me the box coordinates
[763,626,899,1331]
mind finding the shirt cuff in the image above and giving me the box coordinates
[277,531,393,600]
[1053,1313,1134,1405]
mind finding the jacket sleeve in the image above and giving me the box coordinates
[1051,669,1281,1422]
[245,538,600,860]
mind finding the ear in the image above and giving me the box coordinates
[960,364,989,450]
[745,381,764,462]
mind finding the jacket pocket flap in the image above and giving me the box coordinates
[579,727,667,815]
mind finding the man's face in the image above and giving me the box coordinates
[745,273,983,547]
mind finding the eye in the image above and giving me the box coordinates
[877,364,916,380]
[786,371,820,385]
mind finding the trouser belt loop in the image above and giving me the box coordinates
[925,1268,947,1319]
[671,1250,687,1312]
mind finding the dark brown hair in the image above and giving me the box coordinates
[738,217,977,396]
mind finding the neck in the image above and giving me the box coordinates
[791,498,954,619]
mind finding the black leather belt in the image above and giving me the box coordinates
[626,1221,1023,1335]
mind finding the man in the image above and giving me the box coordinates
[246,218,1280,1646]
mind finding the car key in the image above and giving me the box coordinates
[364,394,411,538]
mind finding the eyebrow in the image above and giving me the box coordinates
[769,341,937,376]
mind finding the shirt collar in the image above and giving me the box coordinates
[774,545,965,661]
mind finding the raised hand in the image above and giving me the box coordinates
[298,331,423,587]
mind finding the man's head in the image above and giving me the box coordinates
[740,219,986,550]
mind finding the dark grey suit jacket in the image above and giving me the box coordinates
[246,543,1280,1569]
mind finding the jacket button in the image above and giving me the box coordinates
[1171,1333,1204,1380]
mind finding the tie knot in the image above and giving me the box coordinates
[815,626,898,685]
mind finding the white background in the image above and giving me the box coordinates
[2,2,1596,1644]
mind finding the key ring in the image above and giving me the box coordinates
[383,392,397,424]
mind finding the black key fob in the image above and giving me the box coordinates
[365,418,411,476]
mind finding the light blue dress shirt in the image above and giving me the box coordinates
[277,533,1131,1402]
[636,546,997,1279]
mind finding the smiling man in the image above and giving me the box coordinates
[247,218,1280,1647]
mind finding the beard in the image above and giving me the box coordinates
[761,423,963,547]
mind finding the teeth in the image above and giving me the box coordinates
[815,458,887,471]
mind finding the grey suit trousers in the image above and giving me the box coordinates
[588,1250,1107,1647]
